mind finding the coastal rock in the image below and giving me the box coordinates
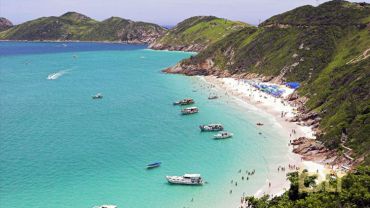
[287,91,299,101]
[163,62,211,76]
[162,58,228,76]
[149,42,205,52]
[261,76,274,82]
[292,137,331,162]
[300,112,319,121]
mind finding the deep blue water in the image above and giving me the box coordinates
[0,42,293,208]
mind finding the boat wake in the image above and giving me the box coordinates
[47,69,70,80]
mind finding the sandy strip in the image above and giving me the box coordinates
[196,75,331,201]
[202,76,315,142]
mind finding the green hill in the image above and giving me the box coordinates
[80,17,165,43]
[149,16,250,51]
[0,12,166,43]
[166,0,370,164]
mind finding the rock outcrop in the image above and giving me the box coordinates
[0,17,13,31]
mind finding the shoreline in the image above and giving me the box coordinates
[197,75,322,199]
[0,39,149,45]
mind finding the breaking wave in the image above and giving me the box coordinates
[47,69,70,80]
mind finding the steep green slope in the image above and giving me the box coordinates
[168,0,370,164]
[0,12,98,40]
[0,12,166,43]
[80,17,165,43]
[149,16,250,51]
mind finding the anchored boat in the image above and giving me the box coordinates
[166,174,203,185]
[214,131,233,139]
[173,98,194,106]
[181,107,199,115]
[147,162,161,169]
[92,93,103,99]
[199,124,224,131]
[208,95,218,100]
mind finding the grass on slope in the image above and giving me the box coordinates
[156,16,248,49]
[300,28,370,162]
[0,12,165,41]
[0,15,98,40]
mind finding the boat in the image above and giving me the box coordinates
[199,124,224,131]
[94,205,117,208]
[147,162,161,169]
[47,73,58,80]
[214,131,233,139]
[181,107,199,115]
[166,174,203,185]
[173,98,194,105]
[92,93,103,99]
[208,95,218,100]
[256,122,264,126]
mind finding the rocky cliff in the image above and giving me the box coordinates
[0,17,13,32]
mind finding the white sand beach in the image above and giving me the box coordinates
[197,75,331,201]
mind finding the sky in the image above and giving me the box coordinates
[0,0,364,26]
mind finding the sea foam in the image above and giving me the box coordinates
[47,69,70,80]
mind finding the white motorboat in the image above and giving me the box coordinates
[208,95,218,100]
[199,124,224,131]
[214,131,233,139]
[181,107,199,115]
[92,93,103,99]
[166,174,203,185]
[173,98,194,105]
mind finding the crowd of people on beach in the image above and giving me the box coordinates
[278,164,300,172]
[229,169,256,195]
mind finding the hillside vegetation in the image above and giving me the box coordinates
[245,166,370,208]
[167,0,370,164]
[0,12,166,43]
[149,16,250,51]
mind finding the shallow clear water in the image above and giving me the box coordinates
[0,42,293,208]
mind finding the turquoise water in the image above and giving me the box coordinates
[0,42,293,208]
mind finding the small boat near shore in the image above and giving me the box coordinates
[173,98,194,105]
[92,93,103,99]
[200,124,224,131]
[147,162,161,169]
[256,122,264,126]
[208,95,218,100]
[166,174,203,185]
[181,107,199,115]
[214,131,233,139]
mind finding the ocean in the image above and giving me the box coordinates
[0,42,294,208]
